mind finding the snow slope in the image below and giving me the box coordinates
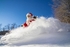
[0,17,70,47]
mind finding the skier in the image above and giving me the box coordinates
[22,13,37,27]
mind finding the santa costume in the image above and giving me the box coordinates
[23,13,35,27]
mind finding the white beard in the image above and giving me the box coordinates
[26,17,32,21]
[26,17,32,25]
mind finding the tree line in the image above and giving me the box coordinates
[0,23,20,31]
[0,23,21,35]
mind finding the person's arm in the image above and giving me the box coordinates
[33,16,37,19]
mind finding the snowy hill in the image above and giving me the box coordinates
[0,17,70,47]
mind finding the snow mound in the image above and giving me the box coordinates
[0,44,70,47]
[1,17,70,46]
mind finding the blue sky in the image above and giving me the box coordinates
[0,0,53,27]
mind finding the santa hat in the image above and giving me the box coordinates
[26,13,33,17]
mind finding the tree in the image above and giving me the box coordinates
[3,27,5,31]
[5,24,10,31]
[0,24,2,31]
[11,23,17,30]
[52,0,70,23]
